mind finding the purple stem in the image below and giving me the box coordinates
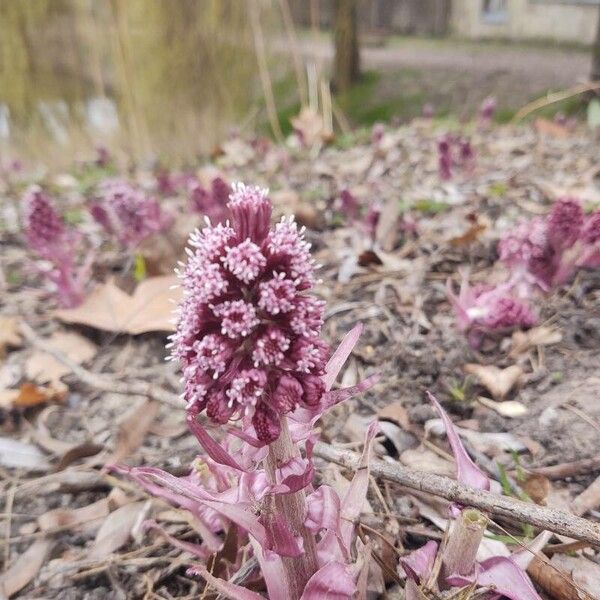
[264,417,318,599]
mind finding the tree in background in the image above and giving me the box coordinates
[333,0,360,92]
[592,6,600,82]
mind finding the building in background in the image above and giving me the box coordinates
[290,0,599,45]
[453,0,600,45]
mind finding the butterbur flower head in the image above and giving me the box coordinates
[171,183,328,444]
[498,218,557,289]
[547,198,584,251]
[22,186,88,308]
[437,135,453,180]
[23,186,67,259]
[581,211,600,244]
[371,122,385,145]
[189,177,231,224]
[338,189,359,222]
[478,96,497,124]
[93,179,172,248]
[447,274,536,347]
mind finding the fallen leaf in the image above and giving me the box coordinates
[510,326,563,357]
[477,396,528,418]
[426,419,528,456]
[529,554,600,600]
[465,364,523,399]
[290,107,328,147]
[522,473,550,506]
[0,382,67,411]
[55,276,181,334]
[357,249,383,267]
[378,420,417,456]
[108,399,160,463]
[378,402,412,431]
[55,441,104,471]
[0,316,22,356]
[534,117,569,138]
[25,331,97,387]
[400,446,455,477]
[88,501,149,560]
[0,538,53,598]
[375,197,401,252]
[38,498,110,533]
[571,474,600,517]
[0,436,51,471]
[449,222,487,247]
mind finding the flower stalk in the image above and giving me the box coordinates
[439,508,487,585]
[264,417,318,599]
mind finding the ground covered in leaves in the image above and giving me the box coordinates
[1,118,599,598]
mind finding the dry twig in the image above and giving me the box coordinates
[314,441,600,547]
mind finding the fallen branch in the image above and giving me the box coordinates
[20,322,181,407]
[511,81,600,124]
[313,441,600,547]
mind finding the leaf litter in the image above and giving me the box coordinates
[0,118,599,598]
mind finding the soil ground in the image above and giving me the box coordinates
[1,118,599,598]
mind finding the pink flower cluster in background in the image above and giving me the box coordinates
[90,179,173,249]
[22,186,92,307]
[499,198,600,289]
[448,198,600,346]
[188,176,231,224]
[437,134,475,180]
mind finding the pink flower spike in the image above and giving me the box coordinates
[547,197,584,251]
[93,179,172,248]
[446,556,542,600]
[400,540,439,583]
[427,392,490,492]
[22,186,88,307]
[228,182,272,244]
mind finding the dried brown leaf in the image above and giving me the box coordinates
[464,363,523,399]
[55,441,104,471]
[528,554,598,600]
[510,325,563,357]
[449,222,487,247]
[88,501,149,560]
[55,276,181,334]
[477,396,528,418]
[290,107,327,147]
[571,474,600,517]
[38,498,110,533]
[522,473,551,505]
[375,197,400,252]
[0,538,53,598]
[535,117,570,138]
[26,331,97,386]
[0,316,22,357]
[109,399,160,463]
[378,402,412,431]
[0,436,51,471]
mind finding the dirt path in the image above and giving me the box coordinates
[290,35,593,113]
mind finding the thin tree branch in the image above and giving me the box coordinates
[313,441,600,547]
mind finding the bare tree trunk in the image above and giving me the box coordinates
[333,0,360,92]
[592,7,600,82]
